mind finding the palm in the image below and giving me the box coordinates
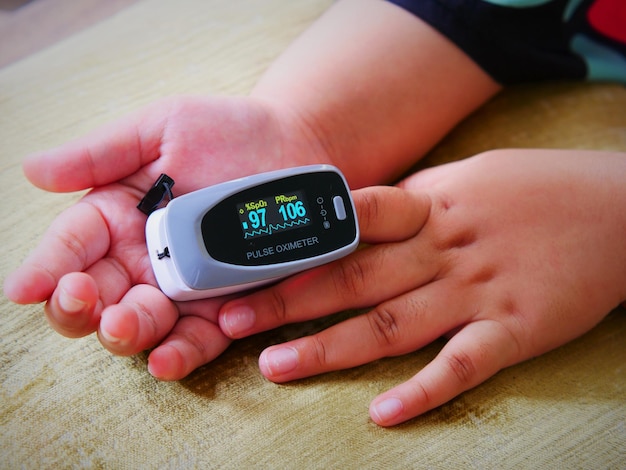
[79,97,294,296]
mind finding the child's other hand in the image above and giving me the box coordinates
[3,95,326,380]
[218,149,626,426]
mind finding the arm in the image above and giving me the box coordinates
[252,0,501,187]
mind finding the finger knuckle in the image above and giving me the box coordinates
[408,379,432,410]
[267,288,288,323]
[367,307,401,348]
[308,335,329,369]
[428,193,477,252]
[331,256,368,301]
[443,350,477,387]
[357,189,382,234]
[56,228,89,268]
[177,320,209,360]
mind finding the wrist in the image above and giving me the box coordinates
[248,95,342,174]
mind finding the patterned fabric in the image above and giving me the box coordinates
[387,0,626,84]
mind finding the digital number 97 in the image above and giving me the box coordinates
[248,208,266,229]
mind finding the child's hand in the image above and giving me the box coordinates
[218,149,626,426]
[3,95,327,380]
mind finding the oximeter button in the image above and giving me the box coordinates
[333,196,347,220]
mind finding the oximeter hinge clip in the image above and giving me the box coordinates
[137,173,175,215]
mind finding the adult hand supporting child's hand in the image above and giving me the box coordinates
[219,149,626,426]
[3,95,326,380]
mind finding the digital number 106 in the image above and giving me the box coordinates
[278,201,306,221]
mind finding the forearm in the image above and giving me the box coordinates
[251,0,501,187]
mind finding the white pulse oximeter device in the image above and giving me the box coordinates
[144,165,359,301]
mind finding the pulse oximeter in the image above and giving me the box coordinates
[144,165,359,301]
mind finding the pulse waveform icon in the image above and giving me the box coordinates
[243,218,310,239]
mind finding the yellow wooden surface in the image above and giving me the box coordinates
[1,0,625,468]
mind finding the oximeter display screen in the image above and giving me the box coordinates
[201,170,357,267]
[237,190,311,240]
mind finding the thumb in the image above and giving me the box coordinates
[23,101,169,192]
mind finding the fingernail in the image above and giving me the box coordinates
[222,305,256,337]
[371,397,404,423]
[98,313,126,346]
[262,347,299,376]
[58,288,86,314]
[98,326,124,345]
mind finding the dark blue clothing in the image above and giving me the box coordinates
[387,0,626,84]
